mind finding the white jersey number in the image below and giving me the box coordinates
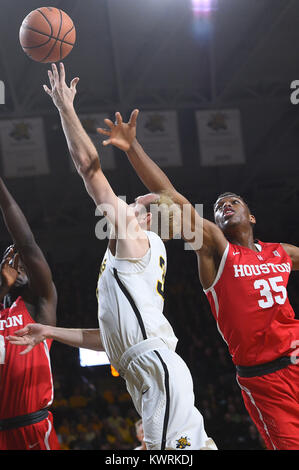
[254,276,287,309]
[0,334,5,364]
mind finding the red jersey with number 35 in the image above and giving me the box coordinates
[204,241,299,367]
[0,296,54,419]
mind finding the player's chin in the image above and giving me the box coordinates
[220,216,238,230]
[13,278,28,288]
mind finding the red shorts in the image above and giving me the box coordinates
[0,411,60,450]
[237,364,299,450]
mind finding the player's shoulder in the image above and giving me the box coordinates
[146,230,167,259]
[257,240,284,251]
[146,230,165,247]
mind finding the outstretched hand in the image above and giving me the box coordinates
[7,323,48,355]
[97,109,139,152]
[43,62,79,111]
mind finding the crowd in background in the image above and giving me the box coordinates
[45,237,299,451]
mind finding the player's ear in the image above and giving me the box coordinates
[249,214,256,225]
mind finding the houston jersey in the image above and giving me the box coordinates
[97,231,178,372]
[204,241,299,367]
[0,297,54,419]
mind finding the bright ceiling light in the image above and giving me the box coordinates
[191,0,218,13]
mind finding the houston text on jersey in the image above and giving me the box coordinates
[233,262,291,278]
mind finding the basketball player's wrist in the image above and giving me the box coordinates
[43,324,55,340]
[58,102,75,116]
[127,138,139,154]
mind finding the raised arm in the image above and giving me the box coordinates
[97,111,228,256]
[0,179,56,324]
[99,110,175,196]
[44,64,149,258]
[7,323,103,355]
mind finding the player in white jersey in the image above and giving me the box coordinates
[9,63,216,450]
[97,228,177,370]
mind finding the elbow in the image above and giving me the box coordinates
[77,157,101,180]
[76,160,92,178]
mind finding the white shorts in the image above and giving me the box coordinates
[119,338,217,450]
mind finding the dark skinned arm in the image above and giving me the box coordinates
[0,178,56,325]
[7,324,103,355]
[98,113,228,255]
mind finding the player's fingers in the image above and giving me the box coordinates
[3,247,14,262]
[51,63,59,83]
[104,118,114,129]
[129,109,139,127]
[20,345,34,355]
[12,326,31,337]
[1,252,14,269]
[115,112,123,126]
[3,244,14,256]
[47,70,54,88]
[97,128,111,136]
[59,62,65,83]
[102,139,112,147]
[6,335,24,344]
[43,85,52,95]
[70,77,80,91]
[6,246,14,256]
[12,253,19,270]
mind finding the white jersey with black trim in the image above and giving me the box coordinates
[96,230,178,371]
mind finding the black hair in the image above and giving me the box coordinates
[213,192,249,212]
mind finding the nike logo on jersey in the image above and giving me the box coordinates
[28,442,39,449]
[233,252,240,255]
[233,262,291,278]
[0,314,23,331]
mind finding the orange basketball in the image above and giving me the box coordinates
[19,7,76,63]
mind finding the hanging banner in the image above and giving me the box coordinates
[70,113,116,172]
[0,117,49,178]
[137,111,182,167]
[196,109,245,166]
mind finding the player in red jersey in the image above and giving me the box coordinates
[97,111,299,450]
[0,178,60,450]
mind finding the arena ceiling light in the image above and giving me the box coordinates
[191,0,218,14]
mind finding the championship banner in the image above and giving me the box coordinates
[195,109,245,166]
[137,111,182,167]
[71,113,115,172]
[0,117,50,178]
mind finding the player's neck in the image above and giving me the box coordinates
[224,226,257,251]
[6,285,33,306]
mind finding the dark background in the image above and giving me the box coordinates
[0,0,298,450]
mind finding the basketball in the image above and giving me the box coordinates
[19,7,76,63]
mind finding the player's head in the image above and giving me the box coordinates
[130,191,181,241]
[213,192,256,234]
[1,245,28,290]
